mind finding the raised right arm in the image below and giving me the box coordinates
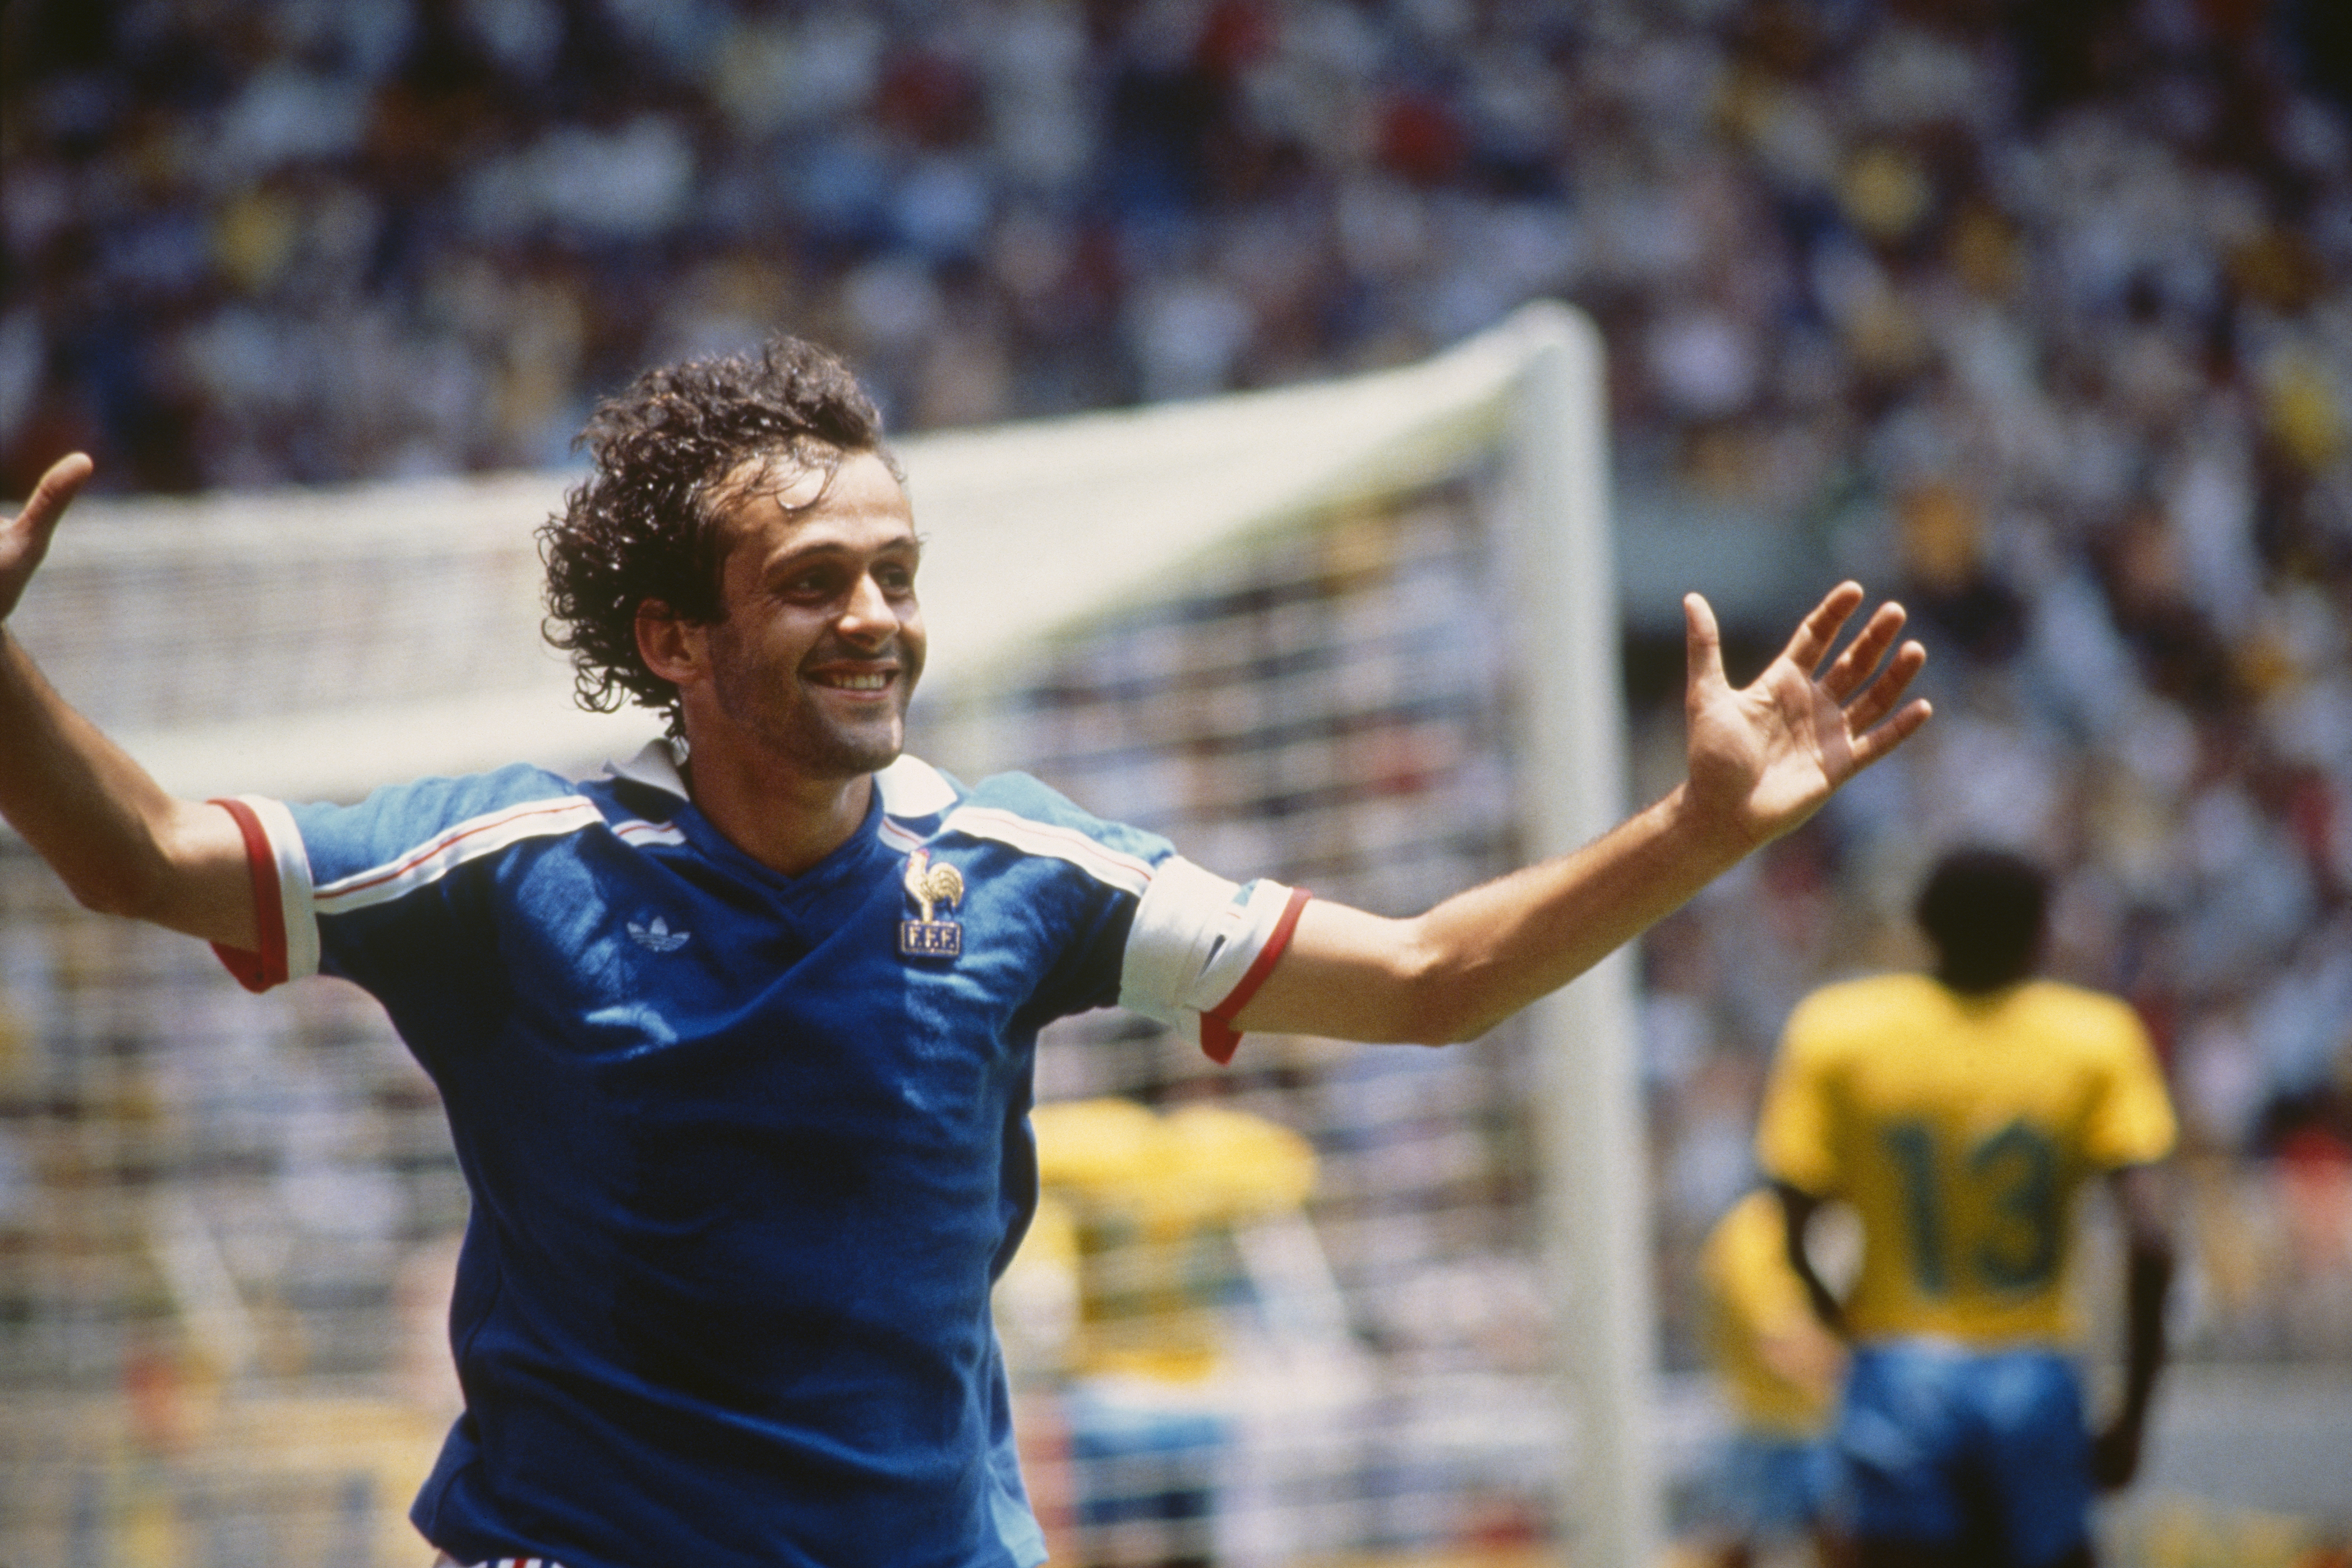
[1,453,257,948]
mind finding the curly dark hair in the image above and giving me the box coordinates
[539,336,890,732]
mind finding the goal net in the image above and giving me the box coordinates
[0,303,1649,1568]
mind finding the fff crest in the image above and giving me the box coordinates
[899,849,965,958]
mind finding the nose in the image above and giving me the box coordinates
[837,569,900,646]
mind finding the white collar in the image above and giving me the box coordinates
[602,740,957,821]
[874,754,957,817]
[604,738,689,801]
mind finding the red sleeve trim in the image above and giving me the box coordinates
[1199,886,1312,1066]
[208,797,288,993]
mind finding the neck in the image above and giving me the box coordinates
[1936,967,2031,996]
[684,744,876,876]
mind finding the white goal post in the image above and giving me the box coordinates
[12,301,1656,1567]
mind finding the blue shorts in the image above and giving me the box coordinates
[1713,1430,1838,1541]
[1836,1341,2092,1567]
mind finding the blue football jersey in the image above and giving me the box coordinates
[212,742,1303,1568]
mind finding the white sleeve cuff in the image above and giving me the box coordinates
[1119,857,1300,1052]
[233,794,319,983]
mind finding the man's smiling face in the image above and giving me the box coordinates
[684,447,925,784]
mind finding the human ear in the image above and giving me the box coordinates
[635,600,703,687]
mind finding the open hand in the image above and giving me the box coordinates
[1683,582,1930,851]
[2,452,94,624]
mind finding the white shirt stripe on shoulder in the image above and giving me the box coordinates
[314,797,607,916]
[938,805,1155,896]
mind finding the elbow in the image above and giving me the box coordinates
[2117,1176,2179,1277]
[1290,911,1524,1046]
[1392,1011,1483,1048]
[1385,940,1508,1046]
[60,838,182,924]
[66,864,164,922]
[1423,1001,1507,1047]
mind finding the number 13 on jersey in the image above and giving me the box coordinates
[1880,1117,2063,1297]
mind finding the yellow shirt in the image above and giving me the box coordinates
[1699,1189,1843,1437]
[1756,975,2175,1346]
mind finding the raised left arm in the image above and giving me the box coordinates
[1232,582,1930,1044]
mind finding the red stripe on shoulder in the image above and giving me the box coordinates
[208,797,288,993]
[1198,886,1312,1065]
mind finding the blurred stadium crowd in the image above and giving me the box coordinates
[4,0,2351,1364]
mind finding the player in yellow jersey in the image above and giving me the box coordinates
[1696,1188,1849,1568]
[1755,848,2177,1568]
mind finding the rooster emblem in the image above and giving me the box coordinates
[903,849,965,920]
[899,850,966,958]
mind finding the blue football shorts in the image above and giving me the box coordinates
[1713,1429,1840,1541]
[1836,1340,2093,1567]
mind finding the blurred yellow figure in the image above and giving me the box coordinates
[1757,848,2178,1568]
[1027,1096,1317,1381]
[1009,1097,1344,1568]
[1695,1188,1847,1568]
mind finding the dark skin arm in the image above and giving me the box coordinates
[2092,1162,2175,1491]
[1774,1180,1847,1338]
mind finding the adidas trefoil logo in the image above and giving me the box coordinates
[627,915,691,953]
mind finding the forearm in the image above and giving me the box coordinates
[2113,1165,2174,1421]
[0,630,251,942]
[1404,781,1747,1040]
[2117,1235,2172,1424]
[1230,582,1929,1046]
[2089,1165,2174,1491]
[1239,780,1747,1044]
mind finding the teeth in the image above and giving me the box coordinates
[823,673,891,690]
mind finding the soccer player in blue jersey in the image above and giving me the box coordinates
[1,336,1930,1568]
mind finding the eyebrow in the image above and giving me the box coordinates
[762,533,923,577]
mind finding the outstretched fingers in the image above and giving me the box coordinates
[1842,640,1932,769]
[1844,629,1927,725]
[1794,584,1934,776]
[1849,690,1933,771]
[1819,599,1910,702]
[1777,580,1868,678]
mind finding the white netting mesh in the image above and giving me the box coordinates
[914,470,1564,1567]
